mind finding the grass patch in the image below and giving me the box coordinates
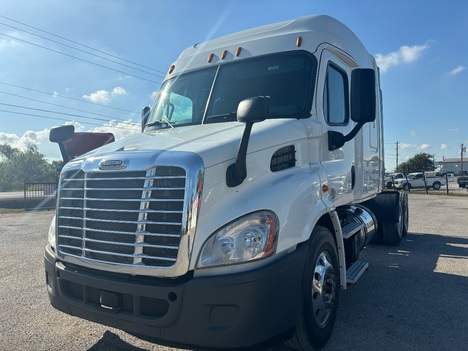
[0,207,24,214]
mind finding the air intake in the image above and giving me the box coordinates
[270,145,296,172]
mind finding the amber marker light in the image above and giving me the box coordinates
[235,47,242,57]
[221,50,228,60]
[322,184,329,193]
[168,65,175,74]
[296,36,302,47]
[207,53,214,63]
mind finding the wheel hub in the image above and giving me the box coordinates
[311,252,336,327]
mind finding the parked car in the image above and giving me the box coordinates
[384,173,405,189]
[394,172,446,190]
[458,176,468,188]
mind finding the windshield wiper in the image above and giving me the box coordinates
[204,111,237,123]
[145,118,174,129]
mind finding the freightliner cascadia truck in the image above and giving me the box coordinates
[45,15,409,351]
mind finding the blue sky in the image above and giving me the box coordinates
[0,0,467,171]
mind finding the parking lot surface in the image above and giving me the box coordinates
[1,194,467,351]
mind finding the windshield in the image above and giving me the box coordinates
[145,52,316,130]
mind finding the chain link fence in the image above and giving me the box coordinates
[385,172,468,195]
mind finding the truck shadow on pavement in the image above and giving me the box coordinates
[85,231,467,351]
[87,330,149,351]
[325,231,468,351]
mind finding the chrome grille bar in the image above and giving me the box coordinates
[57,166,186,269]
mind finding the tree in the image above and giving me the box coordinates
[397,153,435,173]
[0,144,57,191]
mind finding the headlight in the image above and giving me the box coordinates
[48,215,56,249]
[197,211,278,268]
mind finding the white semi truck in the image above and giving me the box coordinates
[45,15,409,351]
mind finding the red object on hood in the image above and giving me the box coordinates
[64,132,115,160]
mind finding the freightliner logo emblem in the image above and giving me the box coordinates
[98,159,127,170]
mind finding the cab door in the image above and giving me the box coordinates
[317,48,358,207]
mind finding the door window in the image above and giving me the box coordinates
[323,64,349,125]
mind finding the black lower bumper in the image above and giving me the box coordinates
[44,244,307,349]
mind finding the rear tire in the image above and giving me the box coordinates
[286,226,339,351]
[382,197,404,246]
[401,192,409,236]
[432,182,441,190]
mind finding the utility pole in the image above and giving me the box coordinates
[462,143,466,175]
[396,141,399,172]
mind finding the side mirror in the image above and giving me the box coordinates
[49,125,115,163]
[50,125,75,163]
[351,68,376,123]
[49,125,75,144]
[226,96,270,187]
[237,96,269,124]
[328,68,376,151]
[141,106,151,132]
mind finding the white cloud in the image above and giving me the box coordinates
[375,43,430,73]
[82,87,127,104]
[0,36,21,50]
[399,143,416,150]
[0,120,140,161]
[410,131,417,137]
[448,65,466,76]
[417,144,431,151]
[83,90,111,103]
[90,119,140,140]
[440,144,449,150]
[112,87,127,96]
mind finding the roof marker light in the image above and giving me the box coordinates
[296,36,302,47]
[208,53,214,63]
[221,50,228,60]
[235,47,242,57]
[168,65,175,74]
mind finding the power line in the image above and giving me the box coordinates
[0,14,167,76]
[0,20,166,79]
[0,32,162,84]
[0,90,135,123]
[0,103,139,127]
[0,81,139,114]
[0,108,139,131]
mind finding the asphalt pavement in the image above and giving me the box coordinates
[0,194,467,351]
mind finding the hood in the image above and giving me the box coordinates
[74,119,308,168]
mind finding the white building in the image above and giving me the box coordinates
[440,157,468,175]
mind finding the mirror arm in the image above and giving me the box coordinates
[58,144,70,164]
[328,122,364,151]
[226,122,253,187]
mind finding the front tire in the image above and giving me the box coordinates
[402,183,411,191]
[287,226,339,351]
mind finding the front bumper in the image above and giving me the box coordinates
[44,244,308,349]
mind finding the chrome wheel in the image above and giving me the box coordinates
[311,252,337,327]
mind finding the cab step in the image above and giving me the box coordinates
[341,221,364,239]
[346,260,369,285]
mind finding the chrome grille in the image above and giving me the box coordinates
[56,167,186,268]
